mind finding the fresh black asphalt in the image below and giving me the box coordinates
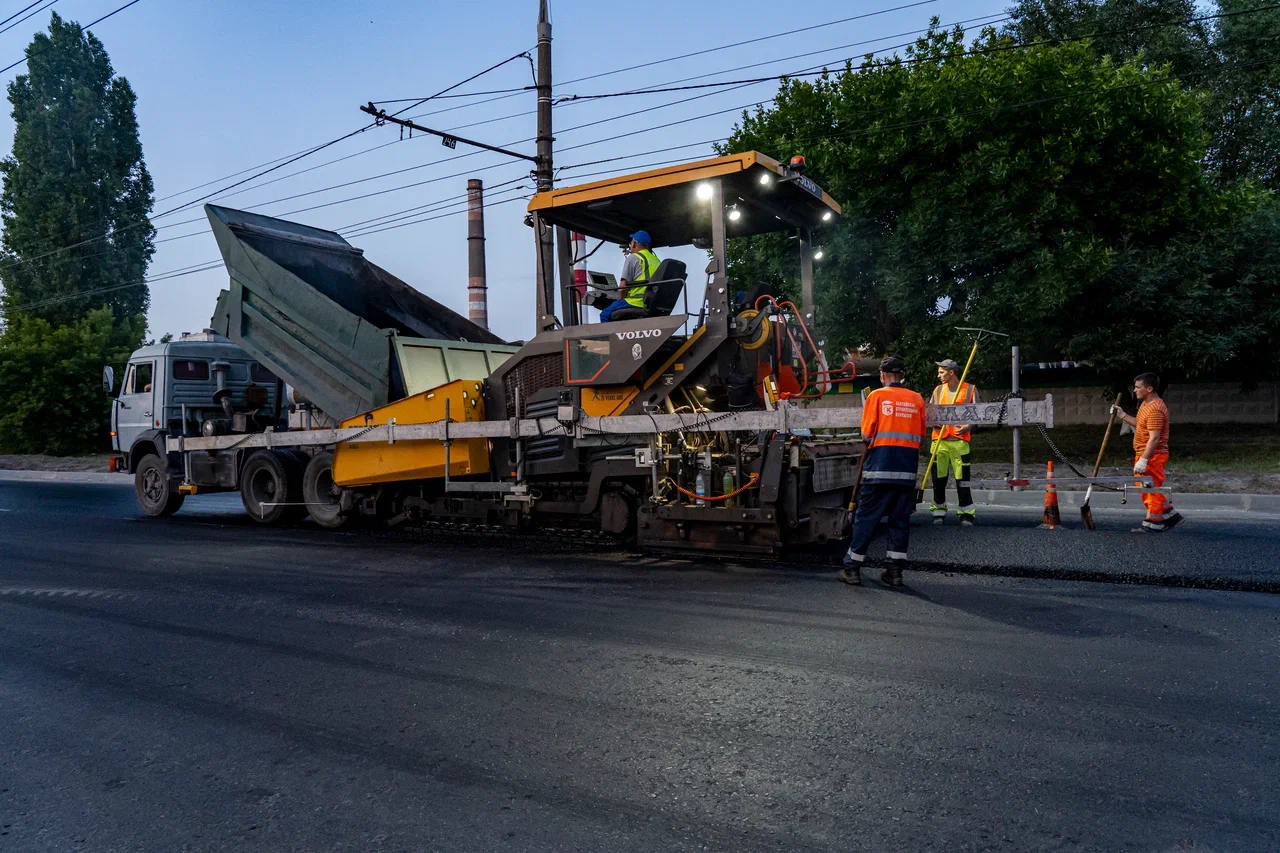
[1,481,1277,851]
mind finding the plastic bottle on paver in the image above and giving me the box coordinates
[723,469,735,508]
[695,470,706,506]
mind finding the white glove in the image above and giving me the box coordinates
[1110,404,1121,418]
[1134,457,1149,475]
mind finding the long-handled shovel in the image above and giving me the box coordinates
[1081,393,1123,530]
[915,327,1007,504]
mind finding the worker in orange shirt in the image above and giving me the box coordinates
[1112,372,1183,533]
[839,356,928,588]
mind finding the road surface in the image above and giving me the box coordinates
[1,480,1277,851]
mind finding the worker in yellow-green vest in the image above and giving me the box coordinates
[929,358,978,526]
[600,230,660,322]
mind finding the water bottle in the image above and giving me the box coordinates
[695,470,706,506]
[722,469,735,508]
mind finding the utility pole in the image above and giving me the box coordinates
[534,0,559,330]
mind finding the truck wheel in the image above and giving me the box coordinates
[134,454,184,517]
[240,450,303,525]
[302,450,353,529]
[276,451,310,523]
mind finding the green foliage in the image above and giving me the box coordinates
[1003,0,1213,76]
[1006,0,1280,191]
[0,14,152,454]
[0,307,144,455]
[721,23,1255,388]
[1066,187,1280,381]
[0,12,155,326]
[1201,0,1280,189]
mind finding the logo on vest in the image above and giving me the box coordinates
[615,329,661,341]
[881,400,894,416]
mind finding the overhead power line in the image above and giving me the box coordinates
[559,0,939,88]
[0,0,47,28]
[9,258,225,313]
[0,0,146,75]
[558,2,1280,102]
[0,0,58,37]
[414,12,1014,137]
[26,0,954,248]
[11,4,1278,293]
[368,86,534,104]
[397,0,945,126]
[0,45,537,276]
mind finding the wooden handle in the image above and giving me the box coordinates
[1091,393,1123,477]
[848,441,869,512]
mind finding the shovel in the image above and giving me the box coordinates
[1081,393,1123,530]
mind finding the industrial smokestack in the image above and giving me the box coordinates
[466,178,488,330]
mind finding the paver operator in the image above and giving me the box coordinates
[839,356,928,588]
[1112,372,1184,533]
[928,358,977,526]
[599,230,660,322]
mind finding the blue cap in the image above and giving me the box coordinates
[630,230,652,246]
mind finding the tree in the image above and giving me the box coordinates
[0,307,144,455]
[1005,0,1280,191]
[721,24,1224,385]
[0,13,155,327]
[1003,0,1213,76]
[1203,0,1280,189]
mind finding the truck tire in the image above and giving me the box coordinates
[134,454,184,517]
[302,450,353,529]
[240,450,304,525]
[276,451,310,523]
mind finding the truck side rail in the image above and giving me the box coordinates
[167,398,1053,453]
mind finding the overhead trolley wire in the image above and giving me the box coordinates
[0,0,58,37]
[0,0,146,75]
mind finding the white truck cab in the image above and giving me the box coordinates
[106,330,283,515]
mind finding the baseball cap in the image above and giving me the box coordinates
[880,355,906,374]
[935,359,961,372]
[630,230,652,246]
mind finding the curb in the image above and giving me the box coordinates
[0,470,129,484]
[951,488,1280,515]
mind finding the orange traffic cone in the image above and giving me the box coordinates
[1040,461,1061,529]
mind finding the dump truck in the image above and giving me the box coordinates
[114,152,1051,555]
[106,204,517,521]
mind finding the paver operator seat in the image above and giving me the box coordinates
[603,259,688,322]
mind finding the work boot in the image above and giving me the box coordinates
[880,562,905,587]
[960,516,975,527]
[1163,512,1185,531]
[932,517,944,526]
[840,551,862,586]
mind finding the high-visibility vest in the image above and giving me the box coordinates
[861,383,928,484]
[625,249,660,307]
[931,381,975,442]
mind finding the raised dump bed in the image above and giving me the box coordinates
[206,204,515,421]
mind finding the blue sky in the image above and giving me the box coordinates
[0,0,1009,342]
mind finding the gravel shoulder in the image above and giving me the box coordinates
[0,453,112,473]
[971,462,1279,494]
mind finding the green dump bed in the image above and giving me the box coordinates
[206,204,515,421]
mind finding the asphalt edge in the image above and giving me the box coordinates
[1,469,1277,514]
